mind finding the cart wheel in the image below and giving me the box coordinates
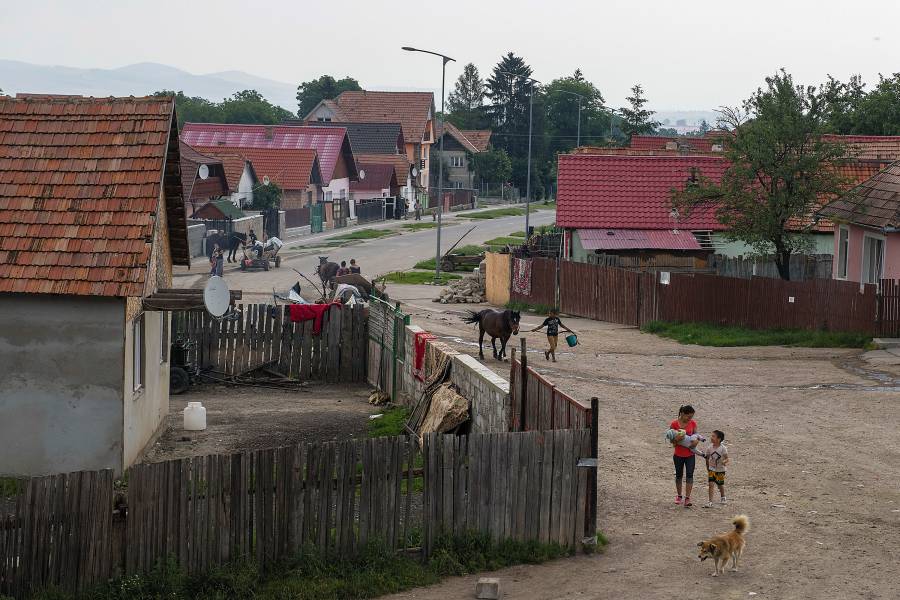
[170,367,190,395]
[275,256,281,267]
[263,260,270,271]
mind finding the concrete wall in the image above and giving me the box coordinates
[122,310,170,469]
[188,224,206,258]
[0,294,125,476]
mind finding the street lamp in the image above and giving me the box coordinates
[557,89,585,148]
[402,46,456,282]
[498,70,540,239]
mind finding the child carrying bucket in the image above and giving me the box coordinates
[529,308,576,362]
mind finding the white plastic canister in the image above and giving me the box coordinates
[183,401,207,431]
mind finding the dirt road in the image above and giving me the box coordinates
[384,286,900,600]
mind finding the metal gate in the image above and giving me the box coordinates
[310,204,324,233]
[367,293,409,402]
[333,198,350,228]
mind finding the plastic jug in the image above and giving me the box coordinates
[183,401,207,431]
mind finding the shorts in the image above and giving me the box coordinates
[708,470,726,485]
[547,335,558,352]
[673,454,695,483]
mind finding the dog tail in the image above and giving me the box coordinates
[732,514,750,534]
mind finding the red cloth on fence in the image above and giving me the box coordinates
[288,302,341,335]
[413,331,436,381]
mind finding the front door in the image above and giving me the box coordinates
[310,204,324,234]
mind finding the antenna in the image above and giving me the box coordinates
[203,276,231,317]
[198,164,209,180]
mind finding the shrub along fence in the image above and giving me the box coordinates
[508,257,879,334]
[0,431,595,597]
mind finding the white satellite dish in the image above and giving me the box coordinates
[358,169,366,180]
[198,164,210,180]
[411,167,419,177]
[203,276,231,317]
[263,175,271,186]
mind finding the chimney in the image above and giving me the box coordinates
[665,141,678,151]
[265,126,274,140]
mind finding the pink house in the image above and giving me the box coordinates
[819,161,900,285]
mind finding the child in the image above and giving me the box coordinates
[665,428,706,457]
[529,308,574,362]
[703,430,729,508]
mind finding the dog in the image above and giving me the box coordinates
[697,515,750,576]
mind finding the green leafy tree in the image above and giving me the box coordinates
[619,84,660,143]
[471,148,513,185]
[544,69,609,154]
[820,74,867,134]
[155,90,291,127]
[250,181,282,210]
[672,70,848,280]
[295,75,361,118]
[446,63,488,129]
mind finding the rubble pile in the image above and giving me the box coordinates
[434,262,487,304]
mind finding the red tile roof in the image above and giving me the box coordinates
[331,91,434,143]
[0,94,187,297]
[223,147,321,191]
[578,228,702,250]
[823,135,900,161]
[460,129,491,152]
[351,162,397,192]
[355,152,410,186]
[180,123,353,183]
[557,154,729,230]
[630,135,725,152]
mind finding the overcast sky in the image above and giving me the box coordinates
[2,0,898,110]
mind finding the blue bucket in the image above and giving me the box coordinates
[565,334,578,347]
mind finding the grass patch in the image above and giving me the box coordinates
[641,321,872,348]
[35,535,570,600]
[534,200,556,210]
[332,228,394,241]
[464,207,526,220]
[505,301,557,315]
[381,270,461,285]
[401,222,437,231]
[414,245,486,270]
[508,231,526,237]
[368,406,410,438]
[0,477,24,498]
[483,236,525,250]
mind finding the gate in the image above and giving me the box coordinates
[367,293,409,402]
[356,198,384,224]
[877,279,900,337]
[262,207,280,238]
[310,203,324,233]
[333,198,350,228]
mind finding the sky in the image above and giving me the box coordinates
[2,0,899,110]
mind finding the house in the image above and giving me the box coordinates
[180,142,229,217]
[304,91,435,210]
[432,121,491,190]
[819,161,900,284]
[191,197,245,220]
[181,123,355,220]
[351,162,400,201]
[184,145,257,209]
[0,94,189,476]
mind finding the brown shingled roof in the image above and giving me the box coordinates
[190,147,254,190]
[354,152,411,186]
[460,129,491,151]
[0,94,188,297]
[332,91,434,143]
[819,161,900,229]
[434,121,479,153]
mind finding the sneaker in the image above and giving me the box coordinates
[544,350,550,361]
[683,497,693,508]
[674,495,683,505]
[702,502,714,508]
[720,497,728,505]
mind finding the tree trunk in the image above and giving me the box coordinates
[775,248,792,281]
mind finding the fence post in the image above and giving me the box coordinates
[519,337,528,431]
[587,396,599,539]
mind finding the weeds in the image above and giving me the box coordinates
[381,270,461,285]
[641,321,871,348]
[368,406,410,438]
[0,477,24,498]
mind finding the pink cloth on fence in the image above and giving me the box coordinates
[511,258,532,295]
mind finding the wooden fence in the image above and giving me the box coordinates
[877,279,900,337]
[510,256,557,308]
[511,258,878,334]
[0,431,595,597]
[508,342,592,432]
[174,303,367,383]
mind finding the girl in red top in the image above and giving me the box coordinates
[670,405,698,507]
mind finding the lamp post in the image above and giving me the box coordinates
[558,89,585,147]
[402,46,456,282]
[498,71,540,239]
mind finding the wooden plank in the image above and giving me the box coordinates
[538,432,553,544]
[300,320,313,381]
[559,431,575,547]
[524,432,541,542]
[549,431,565,545]
[453,435,468,536]
[574,430,589,546]
[340,304,353,382]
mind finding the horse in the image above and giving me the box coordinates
[315,256,340,287]
[207,231,247,263]
[463,309,520,361]
[331,273,375,297]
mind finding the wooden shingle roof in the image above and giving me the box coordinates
[331,91,434,143]
[0,94,188,297]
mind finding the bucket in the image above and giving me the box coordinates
[183,401,207,431]
[565,334,578,347]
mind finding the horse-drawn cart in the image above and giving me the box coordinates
[240,237,284,271]
[438,226,484,272]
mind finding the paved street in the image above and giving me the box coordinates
[174,209,555,300]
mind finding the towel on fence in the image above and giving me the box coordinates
[288,302,341,334]
[413,331,436,381]
[512,258,532,295]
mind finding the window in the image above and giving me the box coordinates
[317,117,331,122]
[836,226,849,279]
[340,189,347,200]
[133,314,145,391]
[862,235,885,285]
[450,155,464,168]
[325,190,333,202]
[160,311,169,364]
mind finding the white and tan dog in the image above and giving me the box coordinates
[697,515,749,576]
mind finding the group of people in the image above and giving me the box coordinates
[668,404,730,509]
[336,259,361,276]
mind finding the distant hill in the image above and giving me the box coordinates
[0,60,299,110]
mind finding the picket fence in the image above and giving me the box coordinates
[0,431,595,598]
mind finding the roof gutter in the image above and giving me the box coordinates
[884,227,900,233]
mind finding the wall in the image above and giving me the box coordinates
[232,162,254,208]
[838,224,900,282]
[187,224,206,258]
[887,234,900,279]
[122,310,170,469]
[323,177,353,218]
[0,294,125,476]
[484,252,511,306]
[713,232,834,257]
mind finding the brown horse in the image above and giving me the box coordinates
[463,309,521,361]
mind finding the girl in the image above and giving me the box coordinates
[669,405,698,507]
[209,243,224,277]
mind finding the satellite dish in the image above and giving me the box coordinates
[263,175,271,186]
[198,164,209,180]
[358,169,366,180]
[411,167,419,177]
[203,276,230,317]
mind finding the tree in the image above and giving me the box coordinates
[446,63,488,129]
[295,75,361,118]
[544,70,609,155]
[250,181,282,210]
[821,74,867,134]
[154,90,291,127]
[672,70,848,280]
[471,148,513,185]
[619,84,660,143]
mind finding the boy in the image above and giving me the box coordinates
[529,308,575,362]
[703,430,729,508]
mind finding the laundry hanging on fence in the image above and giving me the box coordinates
[288,302,341,335]
[413,331,436,381]
[511,257,532,295]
